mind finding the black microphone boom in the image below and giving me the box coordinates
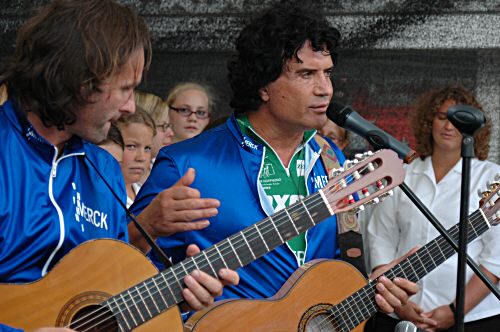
[327,101,417,163]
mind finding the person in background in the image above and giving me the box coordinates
[98,123,125,164]
[0,1,238,331]
[365,86,500,332]
[132,2,418,322]
[134,90,174,157]
[114,107,155,208]
[166,82,213,142]
[134,90,174,182]
[318,119,349,150]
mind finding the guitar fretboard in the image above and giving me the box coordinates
[103,191,332,330]
[326,209,490,332]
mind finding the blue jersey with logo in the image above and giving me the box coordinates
[131,114,345,302]
[0,100,128,284]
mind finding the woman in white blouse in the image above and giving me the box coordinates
[366,86,500,332]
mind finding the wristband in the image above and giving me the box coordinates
[449,302,456,314]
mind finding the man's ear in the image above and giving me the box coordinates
[259,86,270,102]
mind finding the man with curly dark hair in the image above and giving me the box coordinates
[367,86,500,331]
[133,2,418,327]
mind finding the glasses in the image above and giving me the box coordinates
[169,105,210,119]
[156,123,174,132]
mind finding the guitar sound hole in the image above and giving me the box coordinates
[305,313,340,332]
[299,303,341,332]
[70,305,118,332]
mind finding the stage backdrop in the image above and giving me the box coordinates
[1,0,498,163]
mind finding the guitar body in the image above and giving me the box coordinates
[185,259,367,332]
[0,239,183,331]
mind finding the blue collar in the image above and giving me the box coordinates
[3,99,86,161]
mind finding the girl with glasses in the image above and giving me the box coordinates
[166,82,214,142]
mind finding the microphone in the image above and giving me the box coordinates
[447,104,485,135]
[327,101,417,164]
[394,320,425,332]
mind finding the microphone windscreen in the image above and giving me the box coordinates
[394,320,420,332]
[327,101,351,125]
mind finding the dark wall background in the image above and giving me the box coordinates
[1,0,499,162]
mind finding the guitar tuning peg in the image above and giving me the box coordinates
[365,196,380,205]
[477,188,487,198]
[352,204,365,213]
[354,153,364,160]
[330,167,344,178]
[489,180,500,190]
[344,159,359,169]
[378,190,394,202]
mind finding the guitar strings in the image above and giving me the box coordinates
[313,212,486,331]
[67,170,354,331]
[315,212,488,331]
[68,160,382,331]
[312,210,490,332]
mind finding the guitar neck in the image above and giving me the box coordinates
[100,150,404,330]
[328,208,491,331]
[103,191,332,329]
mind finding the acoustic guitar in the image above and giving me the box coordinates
[0,149,403,331]
[185,177,500,332]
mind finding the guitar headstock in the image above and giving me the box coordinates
[322,149,405,214]
[478,174,500,227]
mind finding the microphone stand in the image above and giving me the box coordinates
[453,133,473,332]
[446,104,488,332]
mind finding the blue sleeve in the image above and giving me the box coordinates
[0,324,23,332]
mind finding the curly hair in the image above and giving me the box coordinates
[228,3,341,114]
[0,0,151,130]
[410,86,491,160]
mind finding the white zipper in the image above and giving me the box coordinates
[41,148,85,277]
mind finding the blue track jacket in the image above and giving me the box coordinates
[0,100,128,332]
[131,114,346,301]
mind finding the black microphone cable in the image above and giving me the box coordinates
[84,154,173,269]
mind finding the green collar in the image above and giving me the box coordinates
[236,113,316,150]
